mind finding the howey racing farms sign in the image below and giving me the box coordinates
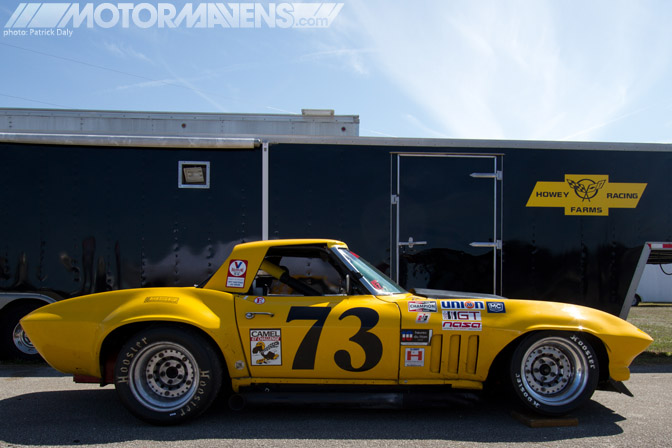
[4,3,344,30]
[526,174,647,216]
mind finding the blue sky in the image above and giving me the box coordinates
[1,0,672,142]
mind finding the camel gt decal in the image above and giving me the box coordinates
[250,329,282,365]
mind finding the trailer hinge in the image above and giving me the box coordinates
[391,194,399,205]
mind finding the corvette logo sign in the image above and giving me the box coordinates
[526,175,647,216]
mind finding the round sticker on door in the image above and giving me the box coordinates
[229,260,247,277]
[254,297,265,305]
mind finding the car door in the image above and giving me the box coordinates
[234,246,400,380]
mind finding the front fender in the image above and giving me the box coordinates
[490,300,652,381]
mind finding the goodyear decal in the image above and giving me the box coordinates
[526,175,647,216]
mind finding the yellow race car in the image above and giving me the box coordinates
[21,239,652,424]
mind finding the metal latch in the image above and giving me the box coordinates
[470,240,502,250]
[470,171,503,180]
[399,237,428,249]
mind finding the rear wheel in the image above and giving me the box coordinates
[114,327,222,425]
[509,331,599,415]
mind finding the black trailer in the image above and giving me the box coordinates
[1,110,671,359]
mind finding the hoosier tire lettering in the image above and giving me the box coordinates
[114,327,222,425]
[508,331,599,416]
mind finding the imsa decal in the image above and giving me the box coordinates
[526,174,647,216]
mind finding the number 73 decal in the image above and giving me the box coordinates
[287,306,383,372]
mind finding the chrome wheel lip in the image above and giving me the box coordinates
[129,342,200,412]
[12,322,37,355]
[520,337,588,406]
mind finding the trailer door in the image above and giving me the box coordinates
[391,154,503,295]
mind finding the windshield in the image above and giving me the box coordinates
[336,248,407,295]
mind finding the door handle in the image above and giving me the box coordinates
[245,312,275,319]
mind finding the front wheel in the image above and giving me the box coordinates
[114,327,222,425]
[509,331,599,415]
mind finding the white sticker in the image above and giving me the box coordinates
[227,276,245,288]
[404,348,425,367]
[250,329,282,366]
[442,310,481,321]
[408,300,438,312]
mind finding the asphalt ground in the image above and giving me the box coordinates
[1,363,671,448]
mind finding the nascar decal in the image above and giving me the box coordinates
[440,300,484,310]
[487,302,506,313]
[250,329,282,365]
[226,259,248,288]
[526,174,647,216]
[401,329,432,345]
[404,348,425,367]
[408,300,438,312]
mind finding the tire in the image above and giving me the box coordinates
[0,302,44,361]
[114,327,222,425]
[509,331,599,416]
[632,294,641,307]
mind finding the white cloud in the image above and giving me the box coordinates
[298,47,373,75]
[340,0,672,141]
[102,41,153,64]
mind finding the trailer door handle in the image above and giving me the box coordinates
[399,237,428,249]
[470,241,502,250]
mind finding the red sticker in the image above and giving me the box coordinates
[371,280,382,290]
[229,260,247,277]
[226,260,248,288]
[254,297,265,305]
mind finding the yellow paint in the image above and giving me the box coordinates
[20,238,652,393]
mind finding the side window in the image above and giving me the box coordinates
[251,248,347,296]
